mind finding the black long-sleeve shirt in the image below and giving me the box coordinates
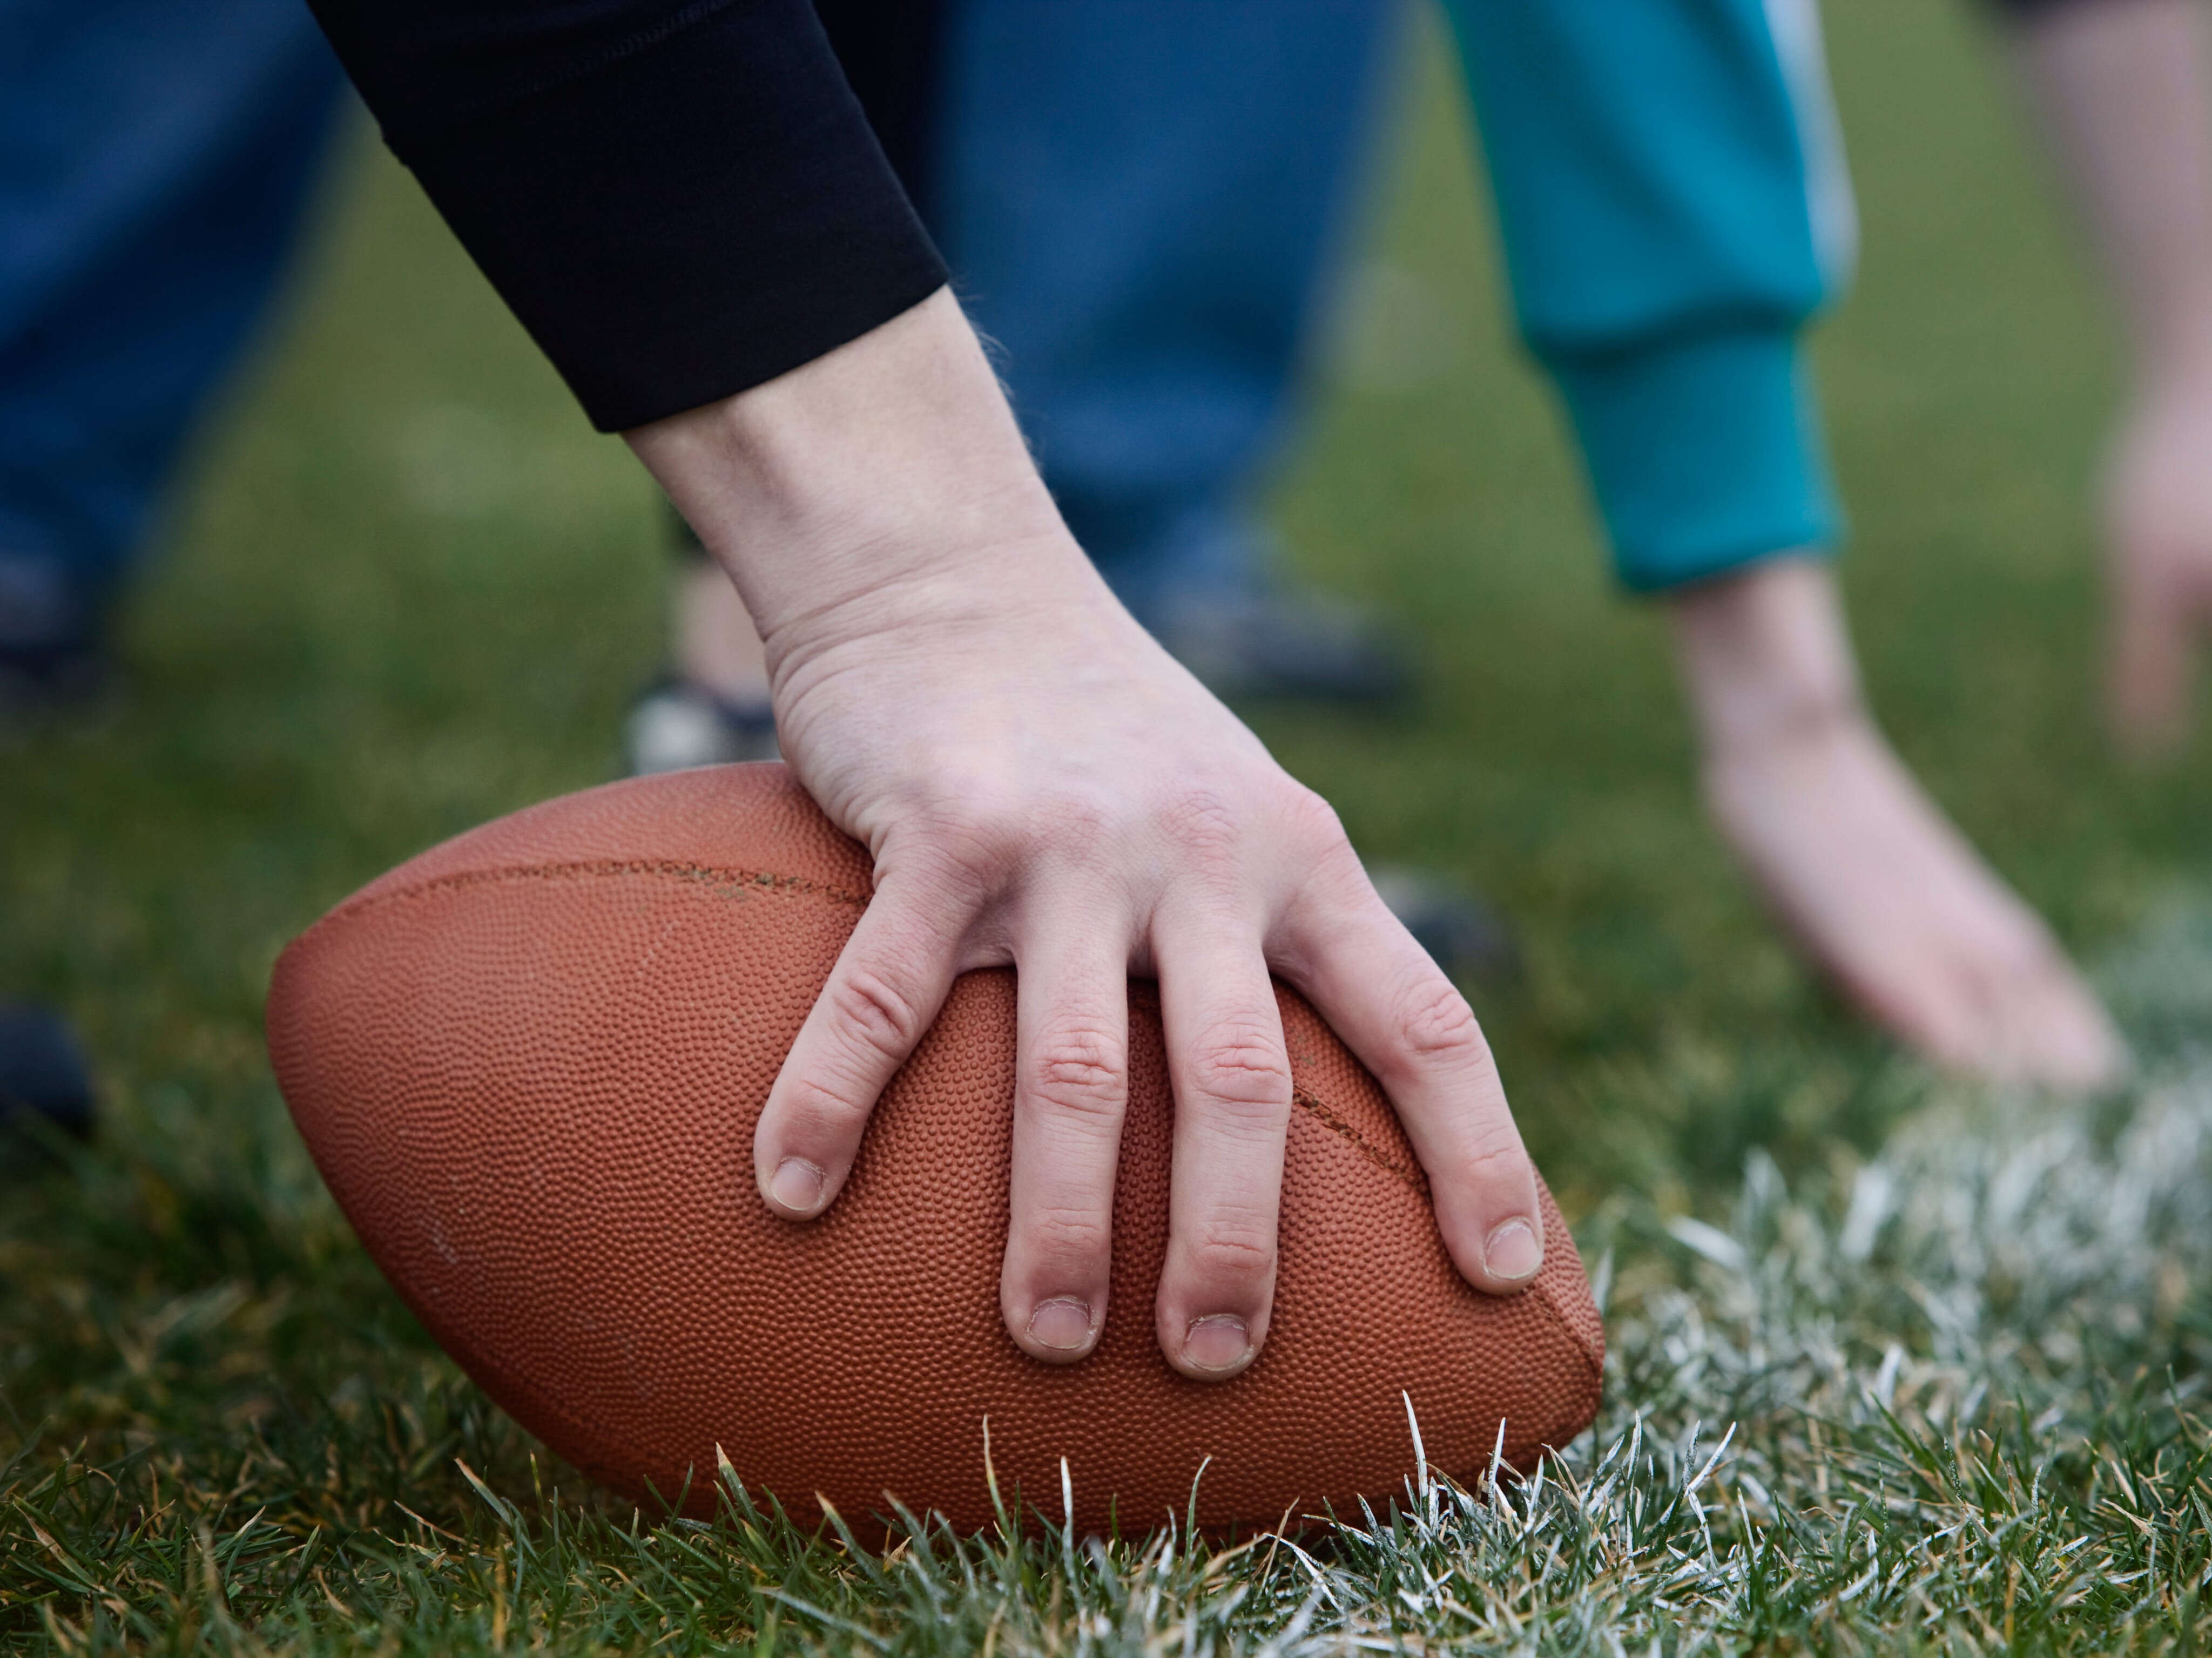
[307,0,946,431]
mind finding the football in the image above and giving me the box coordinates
[267,763,1602,1534]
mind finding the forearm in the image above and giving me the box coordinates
[2013,0,2212,383]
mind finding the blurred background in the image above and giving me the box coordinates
[8,3,2212,1636]
[2,0,2207,1205]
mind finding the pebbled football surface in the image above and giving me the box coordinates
[267,764,1602,1535]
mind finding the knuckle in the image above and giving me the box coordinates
[1280,785,1351,857]
[1184,1217,1278,1287]
[1029,790,1116,855]
[1028,1025,1129,1121]
[772,1071,873,1138]
[922,828,1013,905]
[1188,1023,1293,1114]
[896,786,1128,897]
[1157,786,1245,869]
[1019,1203,1111,1267]
[1393,975,1489,1066]
[827,966,927,1061]
[895,800,1021,902]
[1441,1116,1532,1193]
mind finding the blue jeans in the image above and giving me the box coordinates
[934,0,1402,629]
[0,0,345,649]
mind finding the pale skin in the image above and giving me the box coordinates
[675,557,769,705]
[627,288,1545,1381]
[1668,557,2124,1087]
[1672,0,2212,1084]
[2014,0,2212,753]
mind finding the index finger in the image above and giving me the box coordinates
[754,874,967,1219]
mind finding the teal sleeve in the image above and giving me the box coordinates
[1437,0,1856,591]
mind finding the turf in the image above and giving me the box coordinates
[7,1,2212,1649]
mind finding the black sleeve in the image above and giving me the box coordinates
[812,0,950,222]
[305,0,949,432]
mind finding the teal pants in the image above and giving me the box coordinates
[939,0,1855,598]
[1441,0,1856,589]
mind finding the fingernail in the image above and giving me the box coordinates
[1025,1297,1095,1354]
[1181,1314,1252,1374]
[1483,1218,1541,1283]
[768,1156,825,1215]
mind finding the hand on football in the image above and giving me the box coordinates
[629,290,1543,1379]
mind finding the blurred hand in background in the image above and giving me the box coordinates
[2013,0,2212,754]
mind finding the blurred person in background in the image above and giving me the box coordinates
[0,0,345,707]
[10,0,2203,1145]
[635,0,2150,1087]
[1,0,347,1149]
[2005,0,2212,753]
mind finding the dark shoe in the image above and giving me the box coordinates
[624,679,780,776]
[0,556,111,720]
[1,1004,95,1163]
[1151,589,1414,706]
[1367,865,1519,986]
[0,638,109,719]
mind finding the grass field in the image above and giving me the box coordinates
[9,3,2212,1649]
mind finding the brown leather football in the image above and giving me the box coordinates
[267,763,1602,1534]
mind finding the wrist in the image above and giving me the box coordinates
[1666,557,1866,762]
[624,288,1092,669]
